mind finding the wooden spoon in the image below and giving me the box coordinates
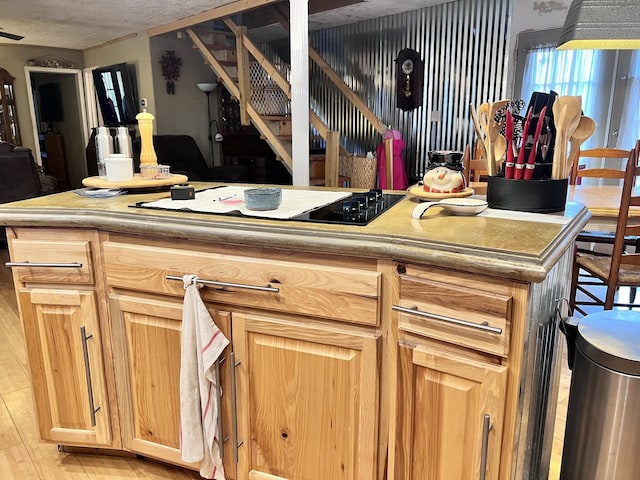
[566,116,596,180]
[493,134,507,166]
[470,103,492,175]
[488,100,509,173]
[552,103,567,180]
[552,96,582,179]
[560,97,583,178]
[477,103,493,174]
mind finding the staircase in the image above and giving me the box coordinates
[184,15,389,187]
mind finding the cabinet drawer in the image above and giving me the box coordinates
[395,269,512,356]
[103,242,381,326]
[8,238,94,285]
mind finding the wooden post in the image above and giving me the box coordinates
[385,137,394,190]
[235,26,251,126]
[324,130,340,187]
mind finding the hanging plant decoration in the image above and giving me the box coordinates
[159,50,182,95]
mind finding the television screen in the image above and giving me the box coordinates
[92,63,139,126]
[39,83,64,122]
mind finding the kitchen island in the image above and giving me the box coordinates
[0,184,590,480]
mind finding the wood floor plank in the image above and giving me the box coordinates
[3,387,89,479]
[549,342,570,480]
[0,251,29,376]
[77,454,139,479]
[0,344,30,395]
[127,457,201,479]
[0,396,22,449]
[0,443,40,479]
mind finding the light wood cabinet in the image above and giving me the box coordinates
[392,343,506,480]
[233,312,379,480]
[389,263,525,480]
[5,223,567,480]
[102,236,380,479]
[18,288,112,446]
[7,229,117,448]
[108,292,235,475]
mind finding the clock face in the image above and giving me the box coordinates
[401,59,414,75]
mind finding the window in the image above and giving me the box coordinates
[514,29,640,186]
[515,29,639,151]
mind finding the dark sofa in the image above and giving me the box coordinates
[132,134,249,182]
[0,142,57,204]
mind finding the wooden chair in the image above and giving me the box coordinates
[570,140,640,316]
[463,143,488,195]
[569,147,630,186]
[571,147,639,257]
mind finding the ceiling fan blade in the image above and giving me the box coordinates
[0,31,24,41]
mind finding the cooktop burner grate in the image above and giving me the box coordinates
[292,190,405,225]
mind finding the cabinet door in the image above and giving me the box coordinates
[109,294,235,477]
[233,312,379,480]
[18,288,112,446]
[392,343,507,480]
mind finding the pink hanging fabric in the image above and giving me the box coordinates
[376,129,408,190]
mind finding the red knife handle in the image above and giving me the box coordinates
[514,162,525,180]
[505,161,515,179]
[523,163,535,180]
[506,135,516,179]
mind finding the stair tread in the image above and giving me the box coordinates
[260,134,292,141]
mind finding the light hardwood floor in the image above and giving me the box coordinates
[0,248,570,479]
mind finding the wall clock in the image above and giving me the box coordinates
[395,48,424,111]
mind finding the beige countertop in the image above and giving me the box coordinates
[0,183,591,282]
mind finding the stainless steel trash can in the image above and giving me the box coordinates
[560,310,640,479]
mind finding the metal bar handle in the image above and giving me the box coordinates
[80,326,101,427]
[5,261,83,268]
[166,275,279,293]
[392,305,503,335]
[229,351,243,463]
[215,358,225,460]
[480,414,493,480]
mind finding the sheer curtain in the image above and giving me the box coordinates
[617,50,640,150]
[520,47,609,149]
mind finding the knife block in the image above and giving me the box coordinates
[486,176,568,213]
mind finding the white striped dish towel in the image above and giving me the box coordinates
[180,274,230,479]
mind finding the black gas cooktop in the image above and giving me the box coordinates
[290,189,405,225]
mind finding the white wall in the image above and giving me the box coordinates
[150,32,221,167]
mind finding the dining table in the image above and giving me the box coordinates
[566,184,640,231]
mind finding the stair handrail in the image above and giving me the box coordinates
[218,19,343,186]
[186,27,293,171]
[308,46,387,137]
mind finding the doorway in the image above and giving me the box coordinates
[24,66,89,189]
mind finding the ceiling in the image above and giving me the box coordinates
[0,0,443,51]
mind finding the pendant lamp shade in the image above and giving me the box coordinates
[557,0,640,50]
